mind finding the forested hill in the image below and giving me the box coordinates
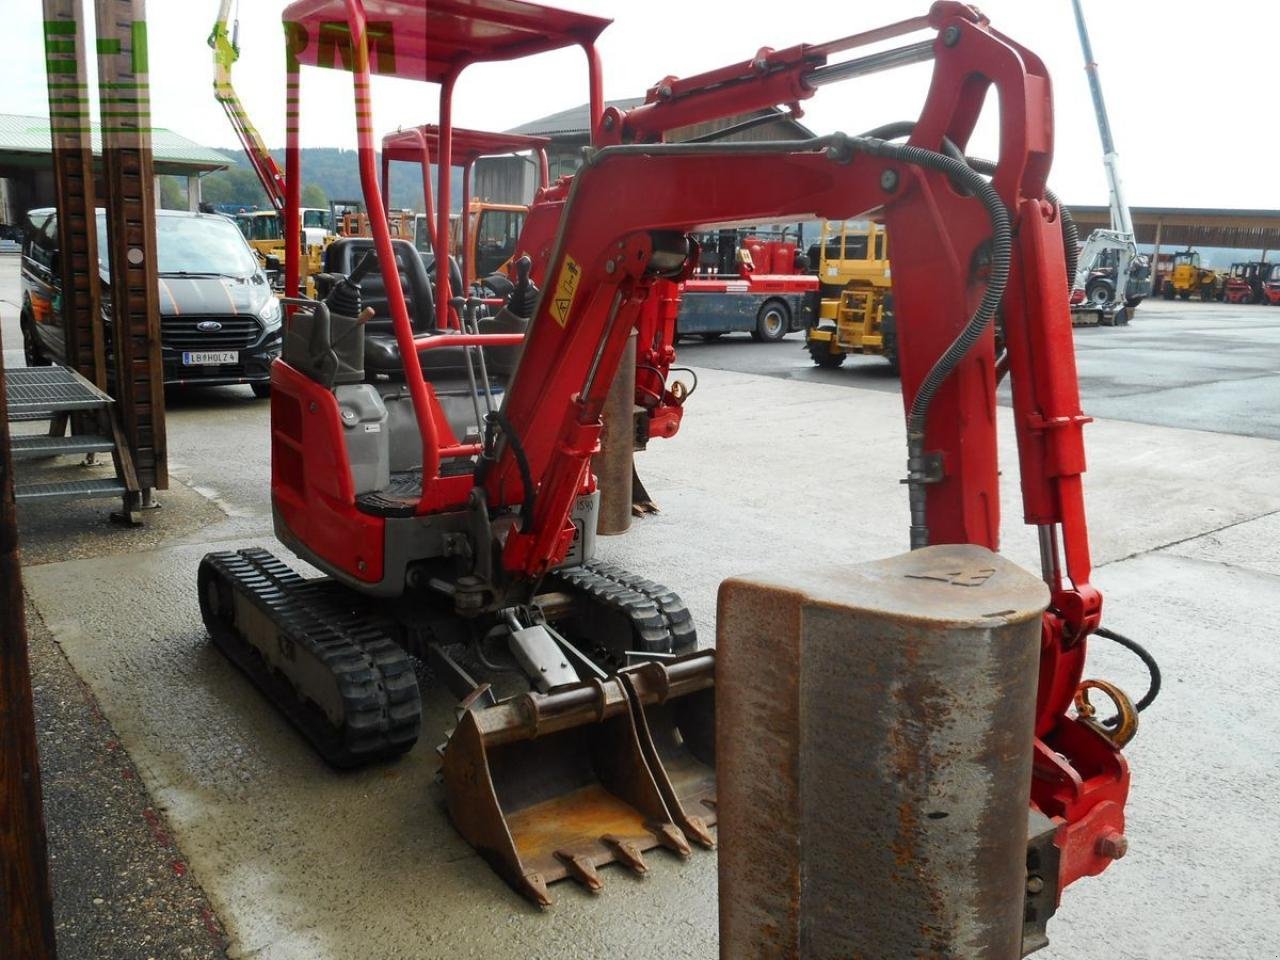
[161,146,465,212]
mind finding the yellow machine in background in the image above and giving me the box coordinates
[1161,249,1219,301]
[233,209,331,287]
[411,200,529,287]
[804,221,897,371]
[462,200,527,286]
[329,201,417,240]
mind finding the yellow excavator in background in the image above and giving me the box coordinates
[804,220,897,371]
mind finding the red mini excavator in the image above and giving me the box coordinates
[198,0,1151,945]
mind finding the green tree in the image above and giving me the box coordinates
[301,182,328,209]
[158,176,185,210]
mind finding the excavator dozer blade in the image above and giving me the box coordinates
[441,652,716,904]
[622,655,717,847]
[631,463,659,516]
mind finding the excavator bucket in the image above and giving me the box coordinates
[441,652,716,904]
[621,656,717,846]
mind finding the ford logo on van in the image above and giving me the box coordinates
[197,320,223,332]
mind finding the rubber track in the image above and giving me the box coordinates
[548,560,697,655]
[583,560,698,653]
[198,548,421,769]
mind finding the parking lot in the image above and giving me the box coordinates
[4,257,1280,959]
[680,298,1280,440]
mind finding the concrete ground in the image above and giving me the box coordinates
[5,258,1279,959]
[683,297,1280,440]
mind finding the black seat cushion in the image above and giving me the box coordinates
[324,238,522,382]
[363,331,476,379]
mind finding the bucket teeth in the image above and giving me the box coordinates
[442,650,716,903]
[520,871,551,908]
[556,851,604,892]
[602,835,649,875]
[682,814,716,849]
[651,822,692,858]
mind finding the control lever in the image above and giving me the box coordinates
[508,255,539,320]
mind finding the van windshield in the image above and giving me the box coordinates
[97,213,259,278]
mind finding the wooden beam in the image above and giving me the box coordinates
[94,0,167,492]
[44,0,107,391]
[0,333,58,959]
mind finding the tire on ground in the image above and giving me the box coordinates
[752,298,789,342]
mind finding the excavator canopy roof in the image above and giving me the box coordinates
[282,0,613,83]
[382,125,550,166]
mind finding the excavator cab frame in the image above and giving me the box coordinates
[381,125,551,289]
[193,0,1144,929]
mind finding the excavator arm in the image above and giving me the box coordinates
[483,3,1128,900]
[209,0,286,212]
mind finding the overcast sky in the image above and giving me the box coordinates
[4,0,1276,209]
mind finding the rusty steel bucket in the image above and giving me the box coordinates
[441,651,716,905]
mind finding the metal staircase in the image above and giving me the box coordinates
[5,365,141,523]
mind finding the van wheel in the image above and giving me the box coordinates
[20,312,50,367]
[251,382,271,399]
[752,299,789,342]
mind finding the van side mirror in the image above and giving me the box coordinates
[264,255,282,274]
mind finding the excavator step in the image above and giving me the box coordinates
[198,548,422,768]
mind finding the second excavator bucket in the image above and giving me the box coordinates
[441,651,716,904]
[621,656,717,846]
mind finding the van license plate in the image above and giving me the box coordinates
[183,351,238,365]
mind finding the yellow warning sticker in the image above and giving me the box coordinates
[550,254,582,328]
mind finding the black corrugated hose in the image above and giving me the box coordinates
[1095,626,1162,718]
[861,126,1157,718]
[837,132,1013,549]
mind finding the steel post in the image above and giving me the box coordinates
[717,545,1048,958]
[595,331,636,535]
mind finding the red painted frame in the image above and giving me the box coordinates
[380,125,551,290]
[278,0,1131,898]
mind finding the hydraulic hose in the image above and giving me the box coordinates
[962,155,1078,294]
[1095,625,1161,716]
[587,131,1013,548]
[837,134,1012,548]
[862,124,1078,297]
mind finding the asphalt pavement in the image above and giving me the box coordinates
[4,255,1279,959]
[680,297,1280,440]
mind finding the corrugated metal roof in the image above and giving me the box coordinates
[0,113,232,170]
[1070,205,1280,251]
[507,98,646,138]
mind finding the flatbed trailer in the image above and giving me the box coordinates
[677,274,817,341]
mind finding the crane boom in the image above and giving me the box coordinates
[1070,0,1133,238]
[210,0,285,212]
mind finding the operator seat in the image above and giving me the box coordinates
[321,238,465,379]
[321,237,525,386]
